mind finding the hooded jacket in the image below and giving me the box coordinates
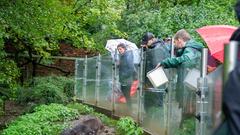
[118,50,136,84]
[145,39,170,69]
[160,39,204,68]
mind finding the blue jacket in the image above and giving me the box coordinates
[119,50,136,84]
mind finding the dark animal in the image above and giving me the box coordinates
[60,117,104,135]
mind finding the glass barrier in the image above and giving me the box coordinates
[141,46,170,135]
[97,54,114,110]
[84,57,97,105]
[73,45,225,135]
[75,59,84,100]
[167,50,202,135]
[206,66,223,134]
[113,49,139,120]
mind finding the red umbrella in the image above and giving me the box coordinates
[196,25,237,63]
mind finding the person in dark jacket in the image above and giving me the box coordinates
[141,32,170,84]
[141,32,165,49]
[140,32,170,118]
[222,62,240,135]
[213,62,240,135]
[117,43,136,111]
[213,1,240,135]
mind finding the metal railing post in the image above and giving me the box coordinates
[223,41,239,85]
[95,54,101,106]
[83,55,88,102]
[111,49,118,116]
[196,48,208,135]
[166,37,176,135]
[74,59,78,99]
[138,47,144,123]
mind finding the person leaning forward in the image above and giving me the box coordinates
[156,29,204,68]
[155,29,204,126]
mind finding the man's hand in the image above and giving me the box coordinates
[207,65,216,73]
[141,44,148,48]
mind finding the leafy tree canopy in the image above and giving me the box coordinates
[0,0,238,90]
[121,0,238,45]
[0,0,125,90]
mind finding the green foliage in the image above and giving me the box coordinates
[64,0,126,52]
[66,102,95,114]
[2,103,79,135]
[0,27,20,90]
[16,76,74,104]
[0,0,126,89]
[93,112,117,127]
[0,98,4,116]
[2,102,144,135]
[0,0,126,54]
[0,0,237,90]
[121,0,238,45]
[0,0,69,57]
[175,117,196,135]
[66,102,117,126]
[116,117,144,135]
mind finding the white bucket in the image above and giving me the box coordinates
[147,67,169,88]
[184,68,200,90]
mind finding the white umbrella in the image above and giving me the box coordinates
[105,39,138,52]
[105,39,140,64]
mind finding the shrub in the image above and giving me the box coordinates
[120,0,237,45]
[0,98,4,116]
[2,103,79,135]
[175,117,196,135]
[66,102,95,114]
[16,76,74,104]
[116,117,144,135]
[93,112,117,127]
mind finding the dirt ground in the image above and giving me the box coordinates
[0,100,27,131]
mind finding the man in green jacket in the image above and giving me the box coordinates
[156,29,204,127]
[157,29,204,68]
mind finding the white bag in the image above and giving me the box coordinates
[147,67,169,88]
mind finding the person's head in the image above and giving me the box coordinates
[164,37,172,44]
[117,43,126,54]
[173,29,191,48]
[235,0,240,23]
[141,32,155,46]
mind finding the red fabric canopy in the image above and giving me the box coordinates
[196,25,237,62]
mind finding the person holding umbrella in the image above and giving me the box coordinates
[117,43,137,113]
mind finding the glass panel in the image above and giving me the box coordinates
[76,59,84,78]
[206,66,223,134]
[167,49,201,135]
[85,57,97,105]
[98,54,113,110]
[75,78,83,99]
[114,49,139,120]
[141,47,170,134]
[75,59,84,100]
